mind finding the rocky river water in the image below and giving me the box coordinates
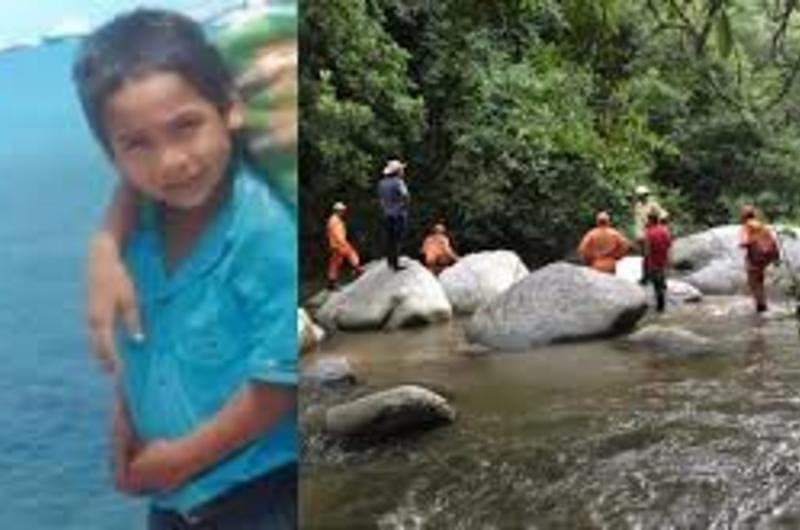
[301,295,800,529]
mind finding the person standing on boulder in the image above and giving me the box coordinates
[377,159,410,271]
[421,223,459,275]
[643,209,672,312]
[578,211,631,274]
[739,205,779,313]
[326,202,363,290]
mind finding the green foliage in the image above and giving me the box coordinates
[301,0,800,277]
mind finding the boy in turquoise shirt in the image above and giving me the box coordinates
[73,9,296,529]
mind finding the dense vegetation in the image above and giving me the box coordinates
[300,0,800,279]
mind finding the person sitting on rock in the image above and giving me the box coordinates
[578,211,631,274]
[327,201,363,290]
[643,209,672,312]
[739,204,779,313]
[421,223,459,275]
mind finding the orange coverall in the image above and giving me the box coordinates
[577,227,630,274]
[421,233,457,274]
[327,213,360,282]
[739,219,775,310]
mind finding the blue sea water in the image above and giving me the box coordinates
[0,40,145,528]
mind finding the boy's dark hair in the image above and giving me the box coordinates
[73,9,236,152]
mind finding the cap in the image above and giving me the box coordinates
[333,201,347,211]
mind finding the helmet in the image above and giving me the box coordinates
[740,204,756,221]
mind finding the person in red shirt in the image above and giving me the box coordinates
[643,209,672,312]
[326,202,363,290]
[578,211,630,274]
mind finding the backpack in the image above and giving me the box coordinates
[748,230,779,267]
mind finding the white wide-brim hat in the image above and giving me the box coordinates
[382,159,407,175]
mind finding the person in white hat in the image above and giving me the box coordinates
[377,159,410,271]
[633,185,667,240]
[326,202,363,290]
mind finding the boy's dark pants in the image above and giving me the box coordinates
[649,269,667,311]
[147,464,297,530]
[384,213,407,270]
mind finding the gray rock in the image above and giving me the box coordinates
[682,259,744,294]
[672,224,800,296]
[325,385,456,439]
[316,259,452,331]
[466,262,648,350]
[663,279,703,304]
[627,325,715,358]
[298,308,325,353]
[302,356,356,386]
[438,250,529,314]
[671,225,742,270]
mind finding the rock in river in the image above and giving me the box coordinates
[325,385,456,439]
[466,262,647,350]
[438,250,529,314]
[315,259,452,331]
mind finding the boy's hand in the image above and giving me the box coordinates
[126,439,193,493]
[87,233,143,373]
[111,389,144,495]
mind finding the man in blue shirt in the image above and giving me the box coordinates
[377,159,410,271]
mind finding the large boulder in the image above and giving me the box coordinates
[438,250,529,314]
[466,262,648,350]
[325,385,456,439]
[315,259,452,331]
[672,224,800,295]
[298,308,325,353]
[626,325,715,358]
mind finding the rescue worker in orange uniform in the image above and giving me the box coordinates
[327,202,363,290]
[578,211,631,274]
[421,223,459,275]
[739,205,779,313]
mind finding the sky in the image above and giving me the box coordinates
[0,0,242,49]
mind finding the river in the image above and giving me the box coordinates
[301,296,800,529]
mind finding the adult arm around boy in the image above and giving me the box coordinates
[86,183,142,373]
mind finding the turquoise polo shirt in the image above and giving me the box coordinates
[117,163,297,513]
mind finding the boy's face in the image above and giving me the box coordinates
[104,71,242,210]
